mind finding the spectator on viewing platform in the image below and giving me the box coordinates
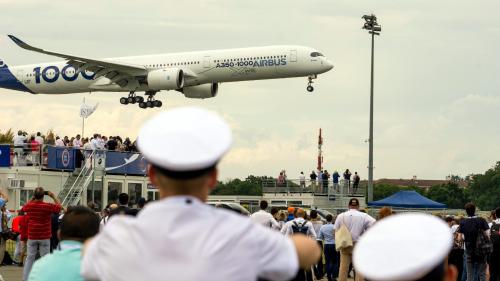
[319,214,339,281]
[55,136,64,147]
[35,132,44,145]
[13,130,27,165]
[90,134,99,150]
[310,171,317,190]
[352,213,458,281]
[352,172,360,194]
[28,206,100,281]
[81,107,320,281]
[250,200,280,229]
[63,136,70,146]
[106,136,118,151]
[22,187,63,281]
[334,198,376,281]
[318,170,323,191]
[278,171,285,187]
[123,137,132,151]
[30,136,40,165]
[0,190,11,265]
[343,169,352,189]
[458,203,490,281]
[332,171,340,192]
[299,172,306,189]
[72,134,82,148]
[322,170,330,193]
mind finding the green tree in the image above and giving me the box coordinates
[468,161,500,210]
[426,182,470,209]
[211,177,263,196]
[0,129,14,144]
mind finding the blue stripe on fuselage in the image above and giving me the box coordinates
[0,65,34,93]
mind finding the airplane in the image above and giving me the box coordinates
[0,35,333,109]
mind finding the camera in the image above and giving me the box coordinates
[44,191,49,195]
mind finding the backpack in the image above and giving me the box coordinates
[491,222,500,251]
[291,221,309,235]
[452,227,464,250]
[474,219,493,258]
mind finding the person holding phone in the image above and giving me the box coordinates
[21,187,64,281]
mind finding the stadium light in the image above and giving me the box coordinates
[362,14,381,203]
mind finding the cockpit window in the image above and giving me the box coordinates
[310,52,324,57]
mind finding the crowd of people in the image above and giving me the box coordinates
[279,169,361,195]
[1,107,499,281]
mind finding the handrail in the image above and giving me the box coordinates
[60,149,95,206]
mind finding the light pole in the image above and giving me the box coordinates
[362,14,381,202]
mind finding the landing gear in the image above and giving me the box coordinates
[120,91,142,105]
[306,75,317,92]
[121,91,162,108]
[138,91,162,109]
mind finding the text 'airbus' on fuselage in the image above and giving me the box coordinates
[0,35,333,108]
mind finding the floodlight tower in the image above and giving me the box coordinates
[317,128,323,171]
[362,14,381,202]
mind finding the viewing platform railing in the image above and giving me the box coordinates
[261,178,366,197]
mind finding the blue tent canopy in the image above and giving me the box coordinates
[368,190,447,209]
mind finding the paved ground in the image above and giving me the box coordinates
[0,265,354,281]
[1,266,22,281]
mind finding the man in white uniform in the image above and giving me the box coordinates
[13,130,26,165]
[81,107,320,281]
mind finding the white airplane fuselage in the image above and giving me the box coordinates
[1,45,333,95]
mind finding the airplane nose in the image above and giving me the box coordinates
[324,59,334,71]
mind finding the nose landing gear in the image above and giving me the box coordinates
[306,75,317,92]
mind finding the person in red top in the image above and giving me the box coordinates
[12,210,23,265]
[22,187,63,281]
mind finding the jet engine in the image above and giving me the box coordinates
[181,83,218,99]
[147,68,184,90]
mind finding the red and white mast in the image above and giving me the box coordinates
[317,128,323,171]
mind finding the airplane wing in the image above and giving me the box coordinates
[8,35,147,88]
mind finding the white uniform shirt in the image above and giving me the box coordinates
[35,136,44,145]
[89,139,98,150]
[81,196,298,281]
[55,139,65,147]
[299,174,305,182]
[333,209,376,242]
[73,139,83,148]
[250,210,281,230]
[13,134,26,146]
[281,218,317,239]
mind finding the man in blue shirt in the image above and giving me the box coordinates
[28,206,100,281]
[332,171,340,192]
[318,214,339,281]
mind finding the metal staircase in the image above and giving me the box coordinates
[57,151,95,207]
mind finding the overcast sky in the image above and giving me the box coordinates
[1,0,499,181]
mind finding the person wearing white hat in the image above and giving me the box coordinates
[80,106,321,281]
[352,213,458,281]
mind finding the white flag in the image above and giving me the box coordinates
[80,99,99,118]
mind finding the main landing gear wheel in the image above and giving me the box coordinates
[120,91,140,105]
[307,85,314,92]
[138,91,162,109]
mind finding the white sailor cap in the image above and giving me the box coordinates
[353,213,452,281]
[138,106,232,179]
